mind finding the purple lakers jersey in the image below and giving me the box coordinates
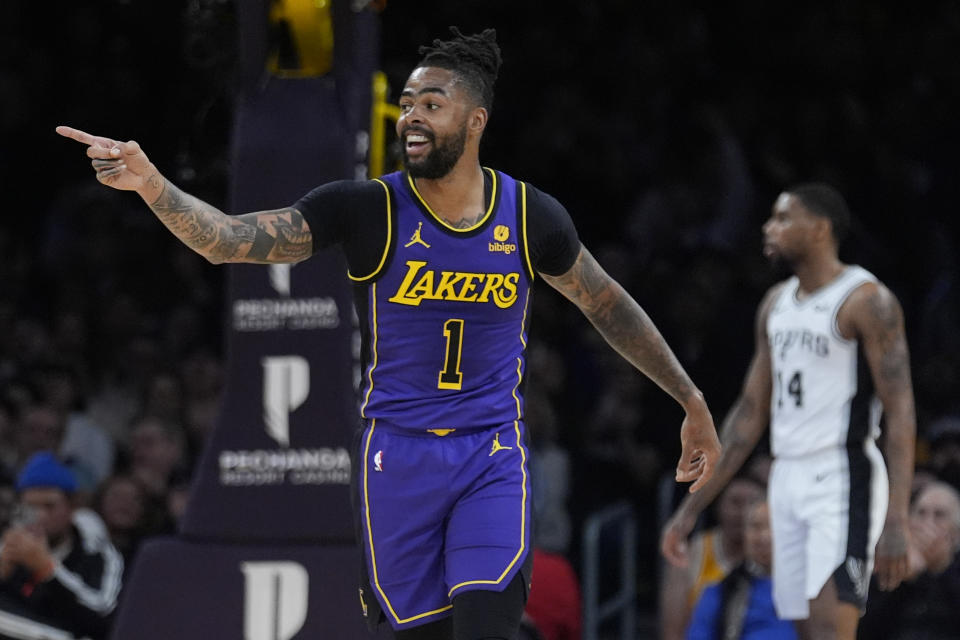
[354,169,534,431]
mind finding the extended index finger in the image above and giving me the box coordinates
[55,125,115,149]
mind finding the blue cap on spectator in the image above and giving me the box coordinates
[16,452,76,494]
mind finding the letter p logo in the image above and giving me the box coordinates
[262,356,310,447]
[269,264,291,297]
[241,561,309,640]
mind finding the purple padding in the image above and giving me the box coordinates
[110,538,391,639]
[180,76,361,542]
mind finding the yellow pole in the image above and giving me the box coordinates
[369,71,401,179]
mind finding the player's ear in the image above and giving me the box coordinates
[468,106,488,135]
[814,216,833,243]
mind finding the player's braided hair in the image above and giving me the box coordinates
[788,182,852,244]
[417,27,502,112]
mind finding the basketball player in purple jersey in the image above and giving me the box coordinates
[661,185,916,640]
[57,27,721,640]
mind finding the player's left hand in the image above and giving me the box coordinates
[676,398,721,493]
[874,517,910,591]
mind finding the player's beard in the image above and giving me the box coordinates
[403,124,467,179]
[764,247,795,279]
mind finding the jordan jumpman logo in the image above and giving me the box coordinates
[404,221,431,248]
[489,432,514,456]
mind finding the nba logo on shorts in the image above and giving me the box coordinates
[374,450,383,472]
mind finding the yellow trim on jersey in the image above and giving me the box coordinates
[348,179,393,282]
[447,419,528,598]
[359,283,379,418]
[518,289,530,350]
[520,182,535,282]
[406,168,498,232]
[363,420,453,624]
[512,290,530,419]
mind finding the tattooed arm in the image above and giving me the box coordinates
[55,126,313,264]
[541,246,721,491]
[840,282,917,591]
[142,178,312,264]
[542,246,700,404]
[660,283,780,566]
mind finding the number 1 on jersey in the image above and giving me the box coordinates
[438,319,465,390]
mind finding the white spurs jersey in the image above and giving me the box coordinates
[767,265,881,458]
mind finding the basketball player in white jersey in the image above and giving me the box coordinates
[660,183,916,640]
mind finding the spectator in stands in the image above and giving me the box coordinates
[94,475,155,568]
[524,547,582,640]
[685,497,796,640]
[523,388,582,640]
[13,405,63,468]
[37,362,116,485]
[0,452,122,639]
[526,388,573,554]
[124,416,188,499]
[87,333,160,444]
[142,371,185,427]
[14,403,99,501]
[858,481,960,640]
[910,465,939,502]
[660,475,763,640]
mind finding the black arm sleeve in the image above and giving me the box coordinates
[524,184,581,276]
[293,179,391,277]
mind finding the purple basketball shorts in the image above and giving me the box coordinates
[356,418,532,630]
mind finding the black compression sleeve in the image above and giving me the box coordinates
[294,179,386,251]
[524,184,581,276]
[451,571,528,640]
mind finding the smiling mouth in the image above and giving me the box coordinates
[403,131,432,155]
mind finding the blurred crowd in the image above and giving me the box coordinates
[2,1,960,639]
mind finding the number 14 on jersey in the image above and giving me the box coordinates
[776,370,804,409]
